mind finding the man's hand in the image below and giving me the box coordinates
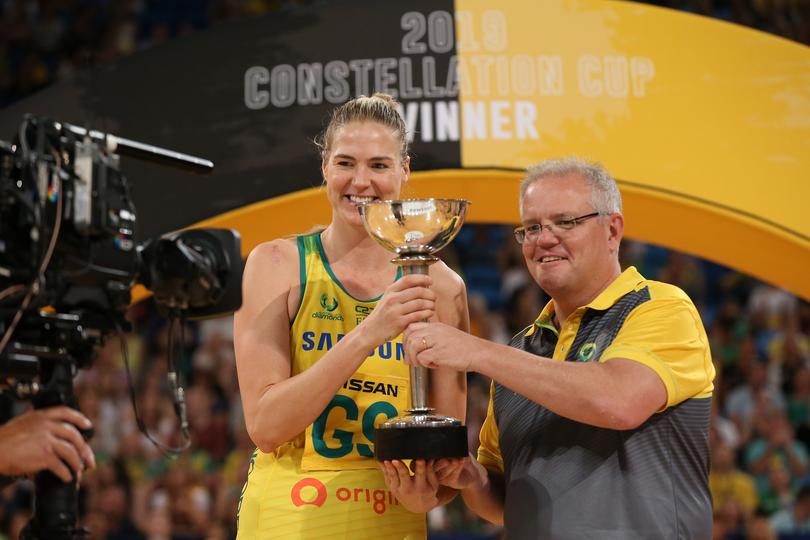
[381,459,440,513]
[404,322,481,372]
[435,455,485,490]
[0,406,95,482]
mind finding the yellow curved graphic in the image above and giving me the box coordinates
[189,169,809,301]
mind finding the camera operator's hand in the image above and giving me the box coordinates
[0,406,95,482]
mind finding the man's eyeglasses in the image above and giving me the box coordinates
[514,212,602,244]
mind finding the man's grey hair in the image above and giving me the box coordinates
[519,157,622,216]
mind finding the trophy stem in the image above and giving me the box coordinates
[393,253,438,414]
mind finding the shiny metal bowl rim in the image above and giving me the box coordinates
[358,197,471,208]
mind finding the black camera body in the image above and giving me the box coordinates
[0,115,243,539]
[0,116,242,325]
[1,119,138,319]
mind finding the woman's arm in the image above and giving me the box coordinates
[234,239,438,453]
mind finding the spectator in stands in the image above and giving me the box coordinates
[746,412,809,496]
[770,484,810,534]
[710,442,759,522]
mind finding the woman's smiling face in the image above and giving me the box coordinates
[322,120,410,227]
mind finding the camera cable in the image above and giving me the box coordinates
[117,316,191,456]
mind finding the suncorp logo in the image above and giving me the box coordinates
[289,477,400,515]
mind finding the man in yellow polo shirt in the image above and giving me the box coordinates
[402,157,715,539]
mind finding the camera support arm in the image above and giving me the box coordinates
[62,123,213,175]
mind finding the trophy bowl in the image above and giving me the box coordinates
[358,198,470,461]
[358,198,468,256]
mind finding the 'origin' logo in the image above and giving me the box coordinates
[290,478,327,507]
[289,478,400,515]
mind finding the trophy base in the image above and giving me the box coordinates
[374,410,467,461]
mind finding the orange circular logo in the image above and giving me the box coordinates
[290,478,327,507]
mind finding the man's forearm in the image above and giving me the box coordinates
[470,342,665,430]
[460,463,505,525]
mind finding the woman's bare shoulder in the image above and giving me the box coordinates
[248,236,302,267]
[429,260,467,297]
[243,237,300,287]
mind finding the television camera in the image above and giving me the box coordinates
[0,115,243,539]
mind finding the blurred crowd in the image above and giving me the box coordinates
[1,1,809,539]
[0,224,807,540]
[1,0,810,107]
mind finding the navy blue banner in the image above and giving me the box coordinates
[0,0,459,239]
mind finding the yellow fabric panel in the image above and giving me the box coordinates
[600,280,716,410]
[477,382,504,473]
[237,446,425,539]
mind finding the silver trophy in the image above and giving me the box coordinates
[358,198,469,460]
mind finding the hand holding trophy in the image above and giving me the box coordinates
[358,198,469,460]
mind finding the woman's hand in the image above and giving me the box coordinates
[361,274,435,346]
[381,459,440,513]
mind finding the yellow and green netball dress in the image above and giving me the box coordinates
[237,233,424,539]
